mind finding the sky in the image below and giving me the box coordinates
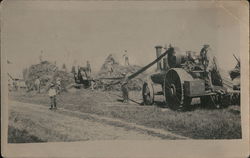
[2,1,244,78]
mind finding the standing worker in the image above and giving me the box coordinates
[205,50,215,91]
[200,44,210,67]
[86,61,94,90]
[48,83,57,110]
[106,62,113,76]
[123,51,130,66]
[34,76,41,93]
[121,72,129,103]
[86,60,91,73]
[109,54,115,64]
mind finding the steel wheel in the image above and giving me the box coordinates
[142,82,154,105]
[164,68,192,110]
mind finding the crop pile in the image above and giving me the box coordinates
[23,61,74,92]
[96,54,147,91]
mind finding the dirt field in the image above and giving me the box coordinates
[10,101,175,142]
[8,89,241,142]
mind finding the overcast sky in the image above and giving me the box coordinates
[2,1,244,77]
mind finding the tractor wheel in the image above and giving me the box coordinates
[164,68,193,110]
[142,82,154,105]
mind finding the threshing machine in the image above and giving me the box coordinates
[74,67,92,88]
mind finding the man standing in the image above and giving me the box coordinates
[200,44,210,67]
[86,60,91,73]
[121,73,129,103]
[123,52,130,66]
[107,62,113,76]
[86,61,94,90]
[200,48,215,92]
[34,76,41,93]
[48,83,57,110]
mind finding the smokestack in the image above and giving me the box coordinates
[155,45,163,71]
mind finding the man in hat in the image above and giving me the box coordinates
[200,44,210,67]
[48,83,57,110]
[121,72,129,103]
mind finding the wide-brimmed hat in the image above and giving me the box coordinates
[203,44,210,48]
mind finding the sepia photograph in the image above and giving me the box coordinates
[1,0,249,157]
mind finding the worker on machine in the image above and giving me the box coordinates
[121,72,129,103]
[86,60,91,74]
[123,52,130,66]
[206,64,214,91]
[186,51,195,63]
[206,55,222,91]
[80,67,88,80]
[200,44,210,68]
[106,62,113,76]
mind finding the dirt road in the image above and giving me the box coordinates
[9,101,186,142]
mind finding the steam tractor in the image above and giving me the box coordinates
[137,45,238,110]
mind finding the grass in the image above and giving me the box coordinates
[9,90,241,139]
[8,126,45,143]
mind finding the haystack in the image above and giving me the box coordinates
[23,61,74,92]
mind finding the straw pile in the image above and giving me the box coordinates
[23,61,74,92]
[96,54,147,91]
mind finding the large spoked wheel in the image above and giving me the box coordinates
[164,69,192,110]
[142,82,154,105]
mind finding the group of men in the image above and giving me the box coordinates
[46,44,211,109]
